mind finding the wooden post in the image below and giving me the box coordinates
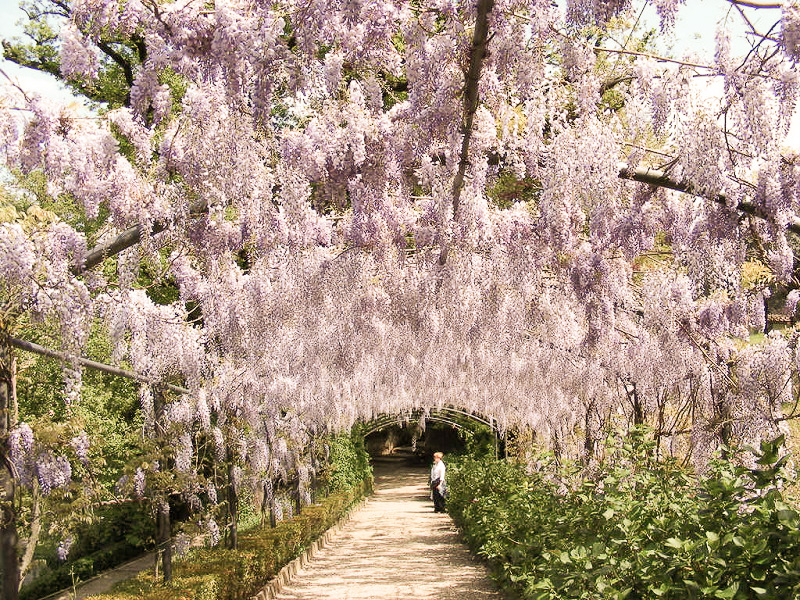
[0,331,20,600]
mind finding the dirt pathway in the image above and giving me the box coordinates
[273,455,503,600]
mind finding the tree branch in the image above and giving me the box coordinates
[8,337,190,395]
[17,480,40,590]
[727,0,781,8]
[452,0,495,218]
[617,162,800,236]
[443,0,494,265]
[75,197,209,274]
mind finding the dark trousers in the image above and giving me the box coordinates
[432,488,446,512]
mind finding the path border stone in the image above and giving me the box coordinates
[250,497,369,600]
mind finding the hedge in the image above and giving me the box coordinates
[448,434,800,600]
[87,477,371,600]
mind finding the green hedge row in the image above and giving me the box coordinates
[88,478,371,600]
[448,434,800,600]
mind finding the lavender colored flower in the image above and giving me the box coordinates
[70,432,90,465]
[59,22,99,81]
[36,453,72,496]
[175,432,193,473]
[173,533,191,557]
[784,2,800,61]
[134,468,146,498]
[57,536,74,562]
[207,519,221,547]
[9,423,35,487]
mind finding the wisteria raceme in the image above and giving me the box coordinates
[133,467,146,498]
[36,452,72,496]
[9,423,35,487]
[206,518,221,547]
[70,432,90,465]
[0,223,36,293]
[784,2,800,61]
[56,537,74,562]
[59,22,99,81]
[566,0,631,26]
[175,432,193,473]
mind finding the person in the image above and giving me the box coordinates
[430,451,447,513]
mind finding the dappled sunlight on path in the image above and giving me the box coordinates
[273,456,503,600]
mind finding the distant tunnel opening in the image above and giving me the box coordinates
[362,407,504,465]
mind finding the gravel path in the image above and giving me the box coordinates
[273,456,503,600]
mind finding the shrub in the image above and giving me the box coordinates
[325,433,373,492]
[20,540,145,600]
[448,432,800,599]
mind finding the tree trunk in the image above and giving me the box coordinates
[293,478,302,516]
[18,481,41,588]
[628,382,645,427]
[226,450,238,550]
[310,450,318,505]
[152,388,172,582]
[155,499,171,583]
[0,333,19,600]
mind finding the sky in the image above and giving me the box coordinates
[0,0,73,101]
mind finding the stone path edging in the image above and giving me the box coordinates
[250,497,369,600]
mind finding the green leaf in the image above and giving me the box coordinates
[751,564,768,581]
[714,582,739,599]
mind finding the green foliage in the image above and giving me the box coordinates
[324,432,373,492]
[448,431,800,599]
[3,0,139,108]
[486,171,541,209]
[87,480,371,600]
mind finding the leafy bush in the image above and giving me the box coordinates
[448,432,800,599]
[19,501,155,600]
[325,432,373,492]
